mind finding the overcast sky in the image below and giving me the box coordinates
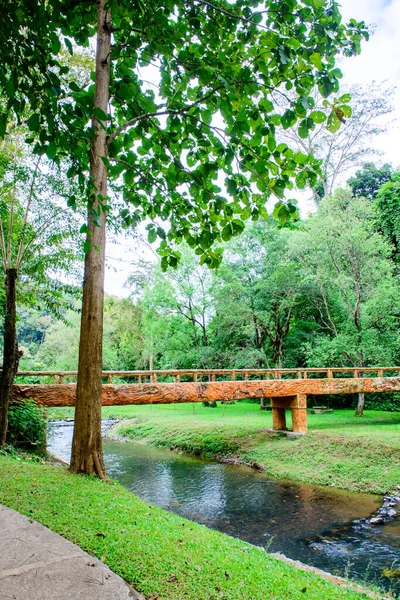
[104,0,400,297]
[340,0,400,162]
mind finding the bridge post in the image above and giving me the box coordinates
[270,394,308,434]
[291,394,308,433]
[272,406,287,430]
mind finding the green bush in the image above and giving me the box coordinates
[7,400,47,453]
[364,393,400,412]
[309,393,400,411]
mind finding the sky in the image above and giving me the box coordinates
[104,0,400,298]
[339,0,400,162]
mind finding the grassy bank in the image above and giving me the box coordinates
[0,455,383,599]
[98,403,400,495]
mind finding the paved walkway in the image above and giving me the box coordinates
[0,505,141,599]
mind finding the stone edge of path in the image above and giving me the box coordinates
[0,504,145,600]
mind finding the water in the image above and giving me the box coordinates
[48,421,400,593]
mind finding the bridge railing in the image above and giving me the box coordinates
[8,367,400,384]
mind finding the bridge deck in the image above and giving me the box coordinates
[10,368,400,435]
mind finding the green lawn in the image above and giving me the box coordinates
[0,455,382,599]
[92,403,400,495]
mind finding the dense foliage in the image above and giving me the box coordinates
[17,182,400,413]
[6,400,47,452]
[1,1,368,266]
[1,0,371,472]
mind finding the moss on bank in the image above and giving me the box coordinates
[0,455,383,599]
[105,404,400,495]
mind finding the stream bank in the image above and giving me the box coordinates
[48,420,400,595]
[0,454,381,600]
[100,404,400,495]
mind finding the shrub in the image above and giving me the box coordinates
[364,392,400,412]
[7,400,47,453]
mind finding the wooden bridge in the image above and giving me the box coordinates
[11,367,400,434]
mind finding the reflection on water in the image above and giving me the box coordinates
[48,422,400,593]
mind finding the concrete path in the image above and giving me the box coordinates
[0,505,141,599]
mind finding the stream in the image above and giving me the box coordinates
[48,420,400,594]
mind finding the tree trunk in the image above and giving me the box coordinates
[355,392,365,416]
[0,269,22,446]
[355,372,365,416]
[70,1,111,479]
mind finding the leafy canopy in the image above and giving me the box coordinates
[348,162,394,201]
[1,1,368,268]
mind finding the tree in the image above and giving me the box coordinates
[348,162,394,201]
[212,221,308,369]
[375,173,400,262]
[290,191,400,415]
[147,249,213,348]
[279,84,395,199]
[1,1,368,476]
[128,255,214,369]
[0,141,81,445]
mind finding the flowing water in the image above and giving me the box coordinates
[48,421,400,594]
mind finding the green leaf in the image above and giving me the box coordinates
[337,104,352,118]
[310,52,323,71]
[281,110,296,130]
[221,224,233,242]
[294,152,308,165]
[27,113,40,132]
[69,81,81,93]
[296,171,308,189]
[287,37,301,50]
[220,99,232,119]
[45,142,58,160]
[64,38,73,55]
[319,77,334,98]
[51,37,61,55]
[67,196,76,209]
[309,110,326,124]
[298,120,309,139]
[231,219,245,234]
[5,76,16,98]
[83,240,91,254]
[117,82,136,100]
[0,114,7,138]
[326,110,341,133]
[148,228,157,243]
[226,178,237,195]
[93,107,108,121]
[278,46,290,65]
[338,93,351,103]
[201,109,212,125]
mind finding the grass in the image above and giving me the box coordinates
[0,454,383,599]
[87,402,400,495]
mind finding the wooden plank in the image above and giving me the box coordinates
[11,376,400,407]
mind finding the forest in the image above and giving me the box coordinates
[7,163,400,413]
[1,3,400,599]
[0,0,398,479]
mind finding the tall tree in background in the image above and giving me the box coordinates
[348,162,394,201]
[375,173,400,263]
[290,191,400,415]
[1,1,368,476]
[279,84,394,200]
[213,222,306,369]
